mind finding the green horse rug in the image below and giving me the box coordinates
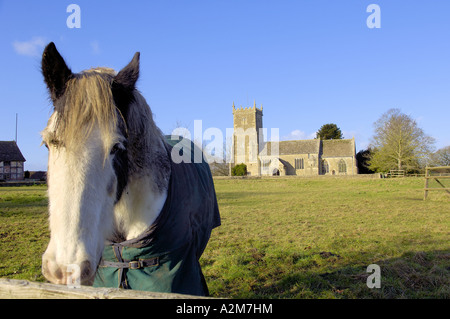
[94,137,221,296]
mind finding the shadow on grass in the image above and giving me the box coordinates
[207,249,450,299]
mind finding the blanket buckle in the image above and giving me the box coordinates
[129,261,141,269]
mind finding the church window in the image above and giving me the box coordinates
[295,158,304,169]
[338,159,347,173]
[321,160,329,174]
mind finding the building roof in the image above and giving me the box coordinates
[321,139,355,157]
[0,141,26,162]
[260,138,355,158]
[262,139,320,156]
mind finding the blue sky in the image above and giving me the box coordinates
[1,1,449,171]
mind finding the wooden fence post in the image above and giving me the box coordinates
[424,167,429,200]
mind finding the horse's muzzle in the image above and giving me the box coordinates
[42,258,95,286]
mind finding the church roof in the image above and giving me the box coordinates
[0,141,26,162]
[262,139,320,156]
[260,138,355,158]
[321,139,355,157]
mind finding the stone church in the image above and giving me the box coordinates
[231,102,358,176]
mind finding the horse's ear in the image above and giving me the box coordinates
[112,52,140,120]
[114,52,140,90]
[41,42,73,103]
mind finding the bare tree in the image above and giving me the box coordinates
[428,146,450,167]
[368,108,435,172]
[206,139,231,176]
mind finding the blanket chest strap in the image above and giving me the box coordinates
[99,258,159,269]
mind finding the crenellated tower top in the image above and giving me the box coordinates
[232,100,263,114]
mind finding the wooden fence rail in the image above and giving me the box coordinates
[388,169,405,178]
[424,166,450,200]
[0,278,206,299]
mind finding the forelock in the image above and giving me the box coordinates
[52,70,123,152]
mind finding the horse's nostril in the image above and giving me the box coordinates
[54,267,64,280]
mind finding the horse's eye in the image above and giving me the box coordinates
[110,143,122,155]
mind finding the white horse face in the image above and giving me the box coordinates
[41,117,122,285]
[40,42,139,285]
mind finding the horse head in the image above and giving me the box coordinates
[40,42,140,285]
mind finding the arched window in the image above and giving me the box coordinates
[321,160,329,174]
[338,159,347,173]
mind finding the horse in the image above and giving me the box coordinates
[40,42,220,295]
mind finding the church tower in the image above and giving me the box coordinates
[232,100,263,176]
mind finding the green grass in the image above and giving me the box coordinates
[202,177,449,298]
[0,186,49,282]
[0,178,448,298]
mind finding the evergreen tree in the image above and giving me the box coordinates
[316,123,343,140]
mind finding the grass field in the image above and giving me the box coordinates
[0,177,448,298]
